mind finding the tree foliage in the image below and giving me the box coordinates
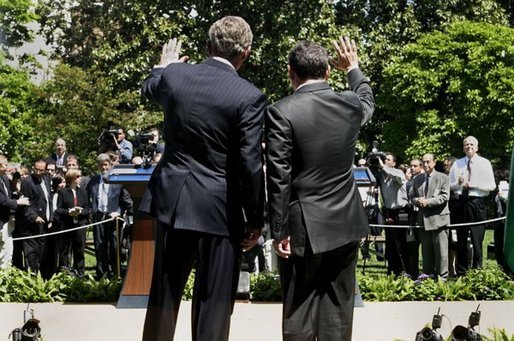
[381,21,514,164]
[0,0,37,52]
[1,0,510,168]
[0,61,39,161]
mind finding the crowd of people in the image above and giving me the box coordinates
[357,135,510,280]
[0,133,148,279]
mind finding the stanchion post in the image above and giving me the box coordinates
[115,217,121,279]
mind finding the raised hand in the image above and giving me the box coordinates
[330,36,358,72]
[158,38,190,67]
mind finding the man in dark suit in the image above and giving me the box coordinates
[140,16,266,341]
[266,38,374,340]
[0,155,29,268]
[87,153,133,279]
[49,138,68,171]
[411,153,450,278]
[19,159,54,277]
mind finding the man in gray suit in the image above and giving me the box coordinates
[411,153,450,278]
[266,38,374,340]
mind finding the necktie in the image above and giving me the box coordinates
[467,159,472,182]
[424,174,430,198]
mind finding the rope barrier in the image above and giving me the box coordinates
[369,216,506,229]
[11,216,125,241]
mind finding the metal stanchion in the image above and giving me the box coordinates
[115,217,121,279]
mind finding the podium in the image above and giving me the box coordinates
[108,164,155,308]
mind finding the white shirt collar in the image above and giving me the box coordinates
[296,79,325,91]
[212,57,235,70]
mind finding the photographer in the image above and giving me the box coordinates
[99,128,133,164]
[377,153,408,276]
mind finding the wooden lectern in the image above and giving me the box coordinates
[108,164,155,308]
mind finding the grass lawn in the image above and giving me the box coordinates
[356,228,497,278]
[83,227,500,279]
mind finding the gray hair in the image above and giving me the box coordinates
[464,136,479,145]
[55,138,66,146]
[97,153,111,164]
[208,16,252,59]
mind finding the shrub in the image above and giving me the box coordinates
[358,266,514,302]
[0,267,121,303]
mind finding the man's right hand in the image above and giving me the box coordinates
[273,237,291,259]
[16,196,29,206]
[35,216,45,224]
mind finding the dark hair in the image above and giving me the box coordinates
[288,40,329,80]
[51,175,65,192]
[385,152,396,163]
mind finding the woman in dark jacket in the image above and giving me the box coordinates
[55,169,90,276]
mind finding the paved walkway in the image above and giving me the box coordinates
[1,301,513,340]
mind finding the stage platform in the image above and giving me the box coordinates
[1,300,513,340]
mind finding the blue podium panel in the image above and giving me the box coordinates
[353,167,376,186]
[108,164,154,184]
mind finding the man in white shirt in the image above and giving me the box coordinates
[449,136,496,275]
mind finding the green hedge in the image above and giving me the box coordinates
[357,267,514,302]
[0,267,121,303]
[1,266,512,303]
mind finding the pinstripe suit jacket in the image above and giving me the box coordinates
[140,58,267,239]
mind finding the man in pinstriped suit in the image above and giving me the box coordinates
[140,16,266,341]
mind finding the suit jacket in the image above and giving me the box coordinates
[19,175,52,236]
[0,175,17,226]
[410,170,450,230]
[55,187,91,227]
[86,174,133,215]
[266,68,374,255]
[50,152,69,167]
[139,58,267,239]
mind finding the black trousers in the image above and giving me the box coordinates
[93,216,119,279]
[454,197,487,275]
[58,225,86,276]
[143,222,241,341]
[384,209,407,276]
[278,241,359,341]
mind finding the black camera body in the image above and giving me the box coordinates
[367,151,387,168]
[132,132,157,167]
[98,129,120,153]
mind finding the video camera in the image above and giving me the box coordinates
[132,132,158,168]
[365,140,387,182]
[98,129,121,152]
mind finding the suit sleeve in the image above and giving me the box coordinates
[237,93,267,229]
[141,67,166,103]
[347,68,374,126]
[20,180,38,223]
[0,188,17,212]
[265,105,293,241]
